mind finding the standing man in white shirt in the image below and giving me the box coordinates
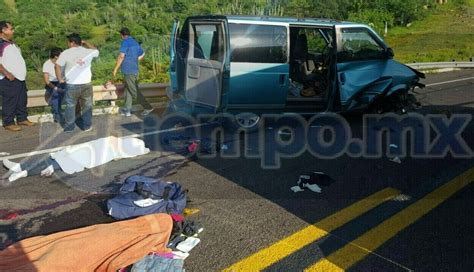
[0,21,35,132]
[55,33,99,133]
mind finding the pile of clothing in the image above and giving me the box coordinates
[0,175,201,272]
[107,175,203,271]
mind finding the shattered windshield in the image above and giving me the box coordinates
[338,28,385,62]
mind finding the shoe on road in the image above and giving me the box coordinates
[120,110,132,117]
[17,120,36,126]
[141,108,154,116]
[3,125,21,132]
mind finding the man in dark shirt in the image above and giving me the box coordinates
[112,27,153,117]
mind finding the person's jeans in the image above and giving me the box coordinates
[20,157,61,176]
[124,74,152,112]
[64,83,93,131]
[131,255,184,272]
[45,82,65,122]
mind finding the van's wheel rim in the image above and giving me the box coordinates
[235,113,260,129]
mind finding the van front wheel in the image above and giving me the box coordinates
[369,92,420,114]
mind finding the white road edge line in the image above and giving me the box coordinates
[425,76,474,87]
[0,123,207,161]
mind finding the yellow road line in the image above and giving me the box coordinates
[306,167,474,272]
[223,188,400,272]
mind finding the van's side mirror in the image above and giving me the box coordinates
[385,47,395,58]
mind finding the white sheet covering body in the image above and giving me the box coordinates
[50,136,150,174]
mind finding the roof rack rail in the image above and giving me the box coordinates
[308,17,341,23]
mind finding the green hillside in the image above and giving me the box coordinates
[386,0,474,63]
[0,0,471,90]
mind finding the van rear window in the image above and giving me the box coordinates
[229,23,287,63]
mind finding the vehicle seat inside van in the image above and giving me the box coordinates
[292,34,317,85]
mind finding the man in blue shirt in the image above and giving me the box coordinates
[113,27,153,117]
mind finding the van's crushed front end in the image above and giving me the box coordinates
[337,59,425,114]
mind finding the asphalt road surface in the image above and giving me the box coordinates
[0,70,473,271]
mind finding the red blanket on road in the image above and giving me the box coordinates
[0,214,172,271]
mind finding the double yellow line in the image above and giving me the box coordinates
[224,167,474,272]
[223,188,400,271]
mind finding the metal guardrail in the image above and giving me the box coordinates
[22,61,473,108]
[27,83,169,108]
[407,61,474,70]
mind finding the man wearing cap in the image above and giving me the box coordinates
[55,33,99,132]
[0,21,35,132]
[112,27,153,117]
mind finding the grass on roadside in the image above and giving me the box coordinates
[385,1,474,63]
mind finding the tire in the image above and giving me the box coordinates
[234,112,261,129]
[219,112,261,132]
[369,91,419,114]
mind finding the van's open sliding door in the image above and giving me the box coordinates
[185,19,227,112]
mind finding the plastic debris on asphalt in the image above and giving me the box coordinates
[183,208,200,216]
[305,183,322,193]
[390,157,402,164]
[393,194,412,202]
[291,172,334,194]
[176,237,200,253]
[290,186,305,193]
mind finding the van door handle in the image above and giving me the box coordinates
[339,73,346,85]
[279,74,286,85]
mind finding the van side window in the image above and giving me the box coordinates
[192,24,224,62]
[229,23,287,63]
[339,28,385,62]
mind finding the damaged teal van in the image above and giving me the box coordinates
[167,15,425,127]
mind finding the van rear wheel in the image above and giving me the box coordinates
[235,112,260,129]
[220,112,261,132]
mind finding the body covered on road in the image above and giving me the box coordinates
[51,136,150,174]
